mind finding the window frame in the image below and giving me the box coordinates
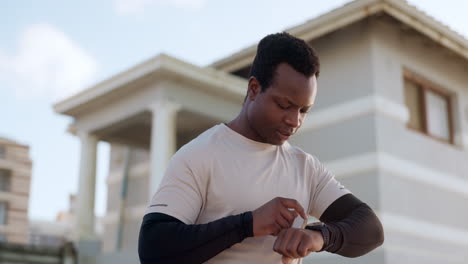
[0,169,11,192]
[0,145,5,159]
[403,71,454,145]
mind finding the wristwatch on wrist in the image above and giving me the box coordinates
[305,222,331,252]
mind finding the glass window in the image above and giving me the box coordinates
[403,74,453,144]
[404,79,424,131]
[426,91,450,141]
[0,202,7,225]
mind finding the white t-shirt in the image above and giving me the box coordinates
[146,123,350,263]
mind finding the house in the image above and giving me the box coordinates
[54,0,468,263]
[0,137,32,244]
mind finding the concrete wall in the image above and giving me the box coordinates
[369,15,468,264]
[309,18,376,111]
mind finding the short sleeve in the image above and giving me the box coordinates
[145,150,208,225]
[308,155,350,219]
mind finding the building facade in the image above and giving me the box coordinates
[55,0,468,263]
[0,137,32,244]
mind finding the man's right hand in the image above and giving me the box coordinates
[252,197,307,237]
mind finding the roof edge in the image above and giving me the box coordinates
[54,54,246,117]
[210,0,468,72]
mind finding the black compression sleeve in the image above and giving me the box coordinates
[318,194,384,257]
[138,212,253,264]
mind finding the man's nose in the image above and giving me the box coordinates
[284,111,301,128]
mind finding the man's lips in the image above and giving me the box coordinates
[276,130,293,140]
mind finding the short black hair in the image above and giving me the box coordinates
[249,32,320,91]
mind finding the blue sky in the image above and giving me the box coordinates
[1,0,467,221]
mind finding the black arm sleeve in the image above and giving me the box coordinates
[319,194,384,257]
[138,211,253,264]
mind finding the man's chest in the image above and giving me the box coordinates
[195,153,311,226]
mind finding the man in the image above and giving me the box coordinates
[138,32,384,264]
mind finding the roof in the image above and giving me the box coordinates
[54,54,246,117]
[211,0,468,72]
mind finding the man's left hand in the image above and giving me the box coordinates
[273,228,324,262]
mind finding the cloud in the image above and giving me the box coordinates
[0,24,98,102]
[114,0,207,15]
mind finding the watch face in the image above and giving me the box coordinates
[306,223,324,231]
[308,222,324,228]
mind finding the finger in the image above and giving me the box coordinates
[297,235,310,257]
[272,222,283,236]
[280,198,307,220]
[273,229,287,252]
[273,229,288,254]
[286,230,303,258]
[276,213,291,229]
[297,238,308,257]
[278,229,295,258]
[280,208,298,226]
[282,255,294,264]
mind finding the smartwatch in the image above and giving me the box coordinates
[305,222,331,252]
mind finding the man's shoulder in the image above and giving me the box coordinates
[174,124,223,159]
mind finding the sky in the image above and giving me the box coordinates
[1,0,468,221]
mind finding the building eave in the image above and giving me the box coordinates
[53,54,247,117]
[210,0,468,72]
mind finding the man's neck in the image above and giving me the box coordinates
[226,112,264,143]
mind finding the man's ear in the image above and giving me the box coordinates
[247,77,262,101]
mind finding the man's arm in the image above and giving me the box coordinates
[273,194,384,260]
[138,212,253,264]
[138,197,306,264]
[319,193,384,257]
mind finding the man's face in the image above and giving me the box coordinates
[246,63,317,145]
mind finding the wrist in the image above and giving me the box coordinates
[305,222,331,252]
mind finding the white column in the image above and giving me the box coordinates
[75,131,98,240]
[147,100,181,202]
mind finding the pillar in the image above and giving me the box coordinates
[147,100,181,202]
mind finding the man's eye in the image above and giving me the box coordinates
[277,103,289,109]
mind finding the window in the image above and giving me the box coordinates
[0,202,7,225]
[404,72,453,143]
[0,170,11,192]
[0,146,5,159]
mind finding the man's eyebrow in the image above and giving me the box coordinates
[287,99,313,109]
[273,96,296,106]
[274,95,312,108]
